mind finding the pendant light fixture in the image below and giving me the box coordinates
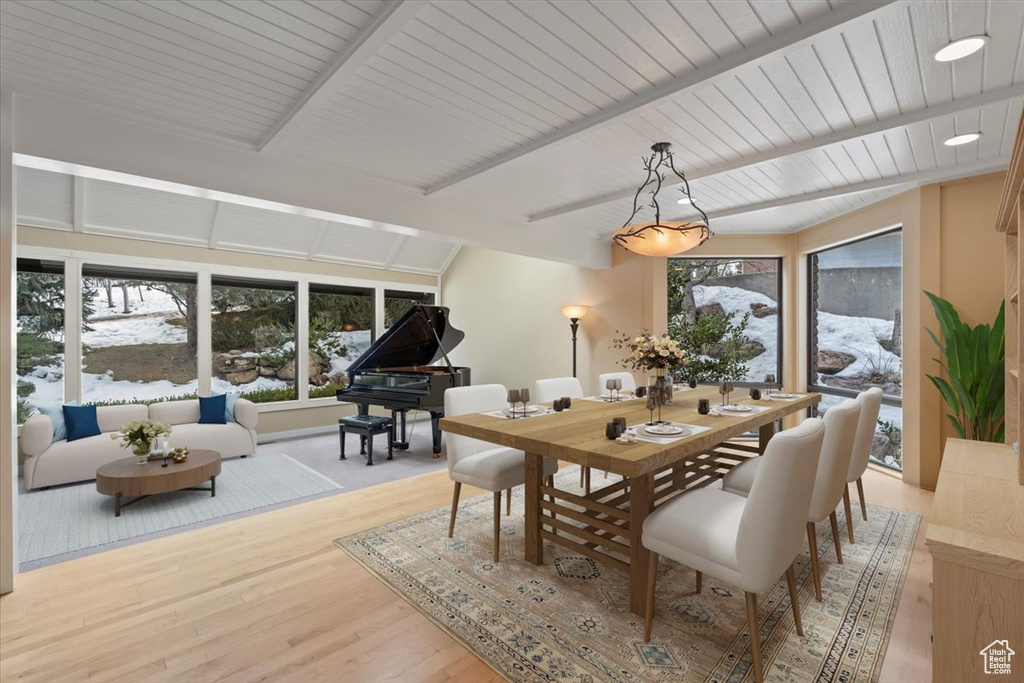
[612,142,712,257]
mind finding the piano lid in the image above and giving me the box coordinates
[347,304,465,374]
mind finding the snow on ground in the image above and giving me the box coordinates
[327,330,372,375]
[87,286,180,319]
[692,285,779,381]
[83,316,187,348]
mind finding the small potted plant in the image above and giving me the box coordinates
[112,419,173,465]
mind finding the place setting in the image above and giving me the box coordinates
[703,381,769,417]
[480,388,561,420]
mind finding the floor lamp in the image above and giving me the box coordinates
[560,305,589,378]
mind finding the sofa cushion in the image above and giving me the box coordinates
[64,405,101,442]
[223,393,241,422]
[199,394,227,424]
[96,404,148,433]
[38,401,75,443]
[149,400,201,426]
[166,423,255,459]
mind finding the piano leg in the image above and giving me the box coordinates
[431,412,442,455]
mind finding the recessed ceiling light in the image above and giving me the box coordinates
[676,196,695,205]
[934,35,988,62]
[944,132,982,146]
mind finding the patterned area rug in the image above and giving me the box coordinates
[335,469,919,682]
[20,454,341,566]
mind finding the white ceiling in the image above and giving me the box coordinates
[15,165,460,275]
[2,0,1023,267]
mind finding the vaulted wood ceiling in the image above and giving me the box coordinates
[3,0,1022,265]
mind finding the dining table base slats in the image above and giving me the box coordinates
[539,530,631,574]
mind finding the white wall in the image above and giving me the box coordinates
[441,246,665,396]
[2,89,18,594]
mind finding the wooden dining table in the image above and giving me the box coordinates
[439,385,820,617]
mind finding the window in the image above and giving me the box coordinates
[211,276,297,403]
[81,265,197,405]
[384,290,435,328]
[808,229,903,471]
[667,257,782,383]
[308,284,374,399]
[16,259,65,422]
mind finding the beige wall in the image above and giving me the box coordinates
[440,246,663,396]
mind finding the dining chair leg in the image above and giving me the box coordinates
[506,488,512,516]
[843,485,855,543]
[745,591,764,683]
[492,492,501,563]
[807,522,822,601]
[580,466,586,488]
[856,476,868,520]
[829,511,844,565]
[584,466,591,495]
[695,570,703,594]
[448,482,462,538]
[785,563,803,636]
[643,553,659,642]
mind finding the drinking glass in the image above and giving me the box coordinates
[605,378,616,400]
[645,394,657,425]
[561,396,572,409]
[507,389,520,417]
[520,388,531,414]
[719,381,729,406]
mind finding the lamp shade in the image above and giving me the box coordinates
[612,221,711,257]
[561,305,590,320]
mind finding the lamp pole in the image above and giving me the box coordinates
[569,317,580,378]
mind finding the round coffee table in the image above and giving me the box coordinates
[96,449,221,517]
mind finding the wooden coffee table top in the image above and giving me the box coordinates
[96,449,221,497]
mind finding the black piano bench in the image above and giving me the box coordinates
[339,415,394,466]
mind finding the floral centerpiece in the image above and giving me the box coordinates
[612,331,689,405]
[111,419,172,465]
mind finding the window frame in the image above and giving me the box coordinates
[16,246,439,412]
[805,227,904,470]
[668,256,784,388]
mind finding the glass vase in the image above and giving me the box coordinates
[648,368,673,406]
[132,440,152,465]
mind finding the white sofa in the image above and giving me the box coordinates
[20,399,259,490]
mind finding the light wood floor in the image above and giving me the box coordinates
[0,465,933,682]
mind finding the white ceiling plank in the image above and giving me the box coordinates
[208,201,224,248]
[528,83,1024,222]
[382,235,408,269]
[72,174,85,232]
[697,159,1007,221]
[258,0,422,153]
[307,219,330,260]
[424,0,896,194]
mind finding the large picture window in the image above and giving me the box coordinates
[16,259,65,422]
[211,276,297,403]
[384,289,435,328]
[808,229,903,471]
[667,257,782,384]
[81,265,197,405]
[308,284,374,399]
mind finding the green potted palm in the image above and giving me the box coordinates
[925,292,1005,442]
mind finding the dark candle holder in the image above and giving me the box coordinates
[688,378,697,389]
[697,398,711,415]
[561,396,572,409]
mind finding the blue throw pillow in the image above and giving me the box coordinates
[223,393,240,423]
[63,404,101,442]
[38,400,77,443]
[199,394,227,424]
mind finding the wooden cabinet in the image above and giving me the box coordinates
[996,108,1024,459]
[926,439,1024,682]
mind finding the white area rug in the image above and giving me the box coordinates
[19,454,341,565]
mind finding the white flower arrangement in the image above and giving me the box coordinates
[111,419,172,456]
[612,330,689,372]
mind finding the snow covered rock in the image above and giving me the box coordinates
[817,350,856,374]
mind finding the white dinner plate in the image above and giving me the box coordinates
[770,393,798,399]
[504,405,541,415]
[718,404,754,413]
[640,423,689,436]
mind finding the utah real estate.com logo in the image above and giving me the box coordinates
[980,640,1015,675]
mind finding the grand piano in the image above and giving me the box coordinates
[336,304,470,454]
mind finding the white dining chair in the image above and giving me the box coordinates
[533,377,592,491]
[843,387,884,542]
[445,384,558,562]
[597,371,637,393]
[723,398,861,600]
[642,417,825,683]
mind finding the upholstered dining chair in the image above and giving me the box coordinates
[642,417,825,683]
[843,387,884,542]
[532,377,592,491]
[723,398,861,600]
[444,384,558,562]
[596,371,637,393]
